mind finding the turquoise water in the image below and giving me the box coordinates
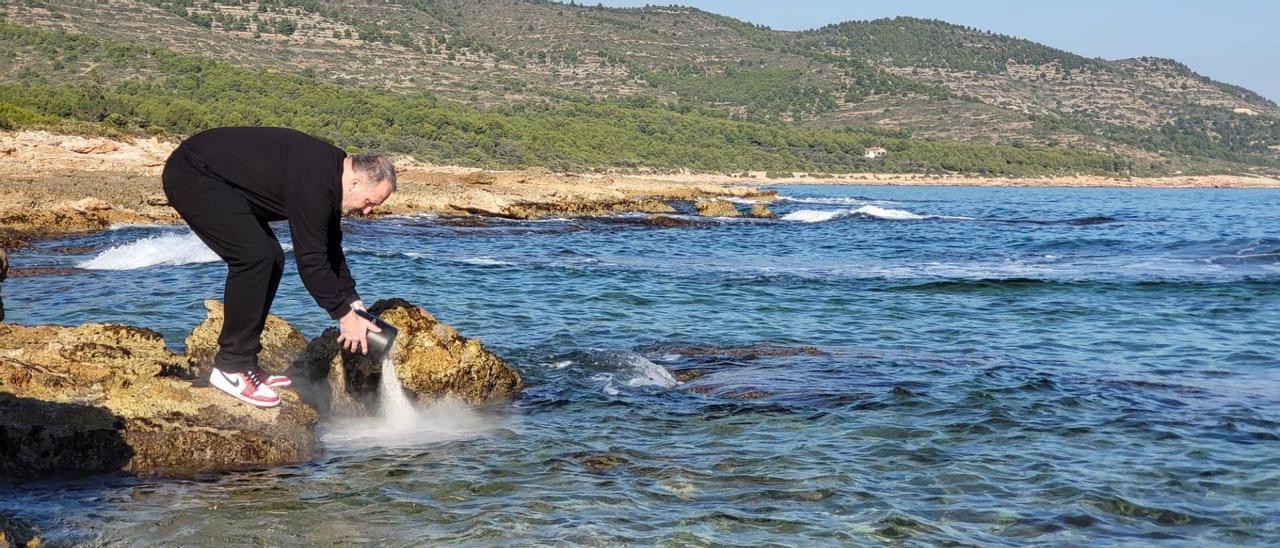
[3,185,1279,544]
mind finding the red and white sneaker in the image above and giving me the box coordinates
[209,367,281,408]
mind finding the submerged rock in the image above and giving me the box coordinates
[695,200,741,217]
[185,300,307,377]
[289,298,522,415]
[0,513,39,548]
[750,203,777,219]
[0,322,318,479]
[0,247,6,322]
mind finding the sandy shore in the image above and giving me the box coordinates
[1,129,1276,247]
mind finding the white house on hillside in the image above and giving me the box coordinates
[864,146,887,159]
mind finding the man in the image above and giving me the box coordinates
[163,127,395,408]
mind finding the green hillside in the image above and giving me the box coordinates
[0,1,1276,175]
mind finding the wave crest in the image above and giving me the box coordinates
[782,205,933,222]
[78,233,221,270]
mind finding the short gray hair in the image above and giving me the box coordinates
[351,152,397,191]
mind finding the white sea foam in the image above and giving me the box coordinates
[78,233,220,270]
[780,209,847,223]
[321,357,498,448]
[78,232,294,270]
[461,256,516,266]
[777,196,879,206]
[781,205,942,223]
[620,353,679,388]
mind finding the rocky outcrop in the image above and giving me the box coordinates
[184,300,307,377]
[289,299,522,415]
[0,323,318,479]
[750,203,777,218]
[500,198,676,219]
[695,199,741,217]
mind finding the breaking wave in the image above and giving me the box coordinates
[78,233,221,270]
[781,205,961,222]
[78,232,292,270]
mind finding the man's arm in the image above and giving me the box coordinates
[329,213,361,307]
[288,188,357,320]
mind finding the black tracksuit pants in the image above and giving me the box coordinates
[162,151,284,374]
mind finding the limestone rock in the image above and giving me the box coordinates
[289,299,522,414]
[185,300,307,376]
[695,200,741,217]
[66,140,120,155]
[750,203,777,219]
[0,322,318,479]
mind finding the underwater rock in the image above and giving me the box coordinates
[289,298,522,414]
[0,513,40,548]
[0,248,6,322]
[185,300,307,377]
[750,203,777,219]
[0,322,318,479]
[695,200,741,217]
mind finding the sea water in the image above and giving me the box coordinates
[3,185,1279,544]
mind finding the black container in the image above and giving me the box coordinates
[354,309,399,363]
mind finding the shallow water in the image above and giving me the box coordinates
[3,185,1279,544]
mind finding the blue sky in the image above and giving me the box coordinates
[585,0,1279,102]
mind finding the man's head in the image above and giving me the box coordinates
[341,152,397,215]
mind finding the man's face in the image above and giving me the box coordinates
[342,179,393,216]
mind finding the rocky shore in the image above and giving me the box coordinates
[4,129,1275,250]
[0,298,521,480]
[0,131,777,249]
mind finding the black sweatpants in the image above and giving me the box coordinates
[163,150,284,374]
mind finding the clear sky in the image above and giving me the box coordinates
[584,0,1279,102]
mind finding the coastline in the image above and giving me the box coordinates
[2,129,1277,247]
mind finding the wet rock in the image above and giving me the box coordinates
[578,453,629,471]
[0,322,318,479]
[7,266,84,278]
[48,244,98,255]
[502,198,675,219]
[695,200,741,217]
[671,368,708,382]
[0,513,39,548]
[643,215,705,228]
[289,299,522,415]
[286,326,367,416]
[750,203,777,219]
[0,248,6,323]
[185,300,307,377]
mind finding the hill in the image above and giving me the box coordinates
[0,0,1276,175]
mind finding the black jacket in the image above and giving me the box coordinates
[176,127,359,319]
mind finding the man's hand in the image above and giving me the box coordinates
[337,309,381,355]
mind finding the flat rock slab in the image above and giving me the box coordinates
[0,322,317,479]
